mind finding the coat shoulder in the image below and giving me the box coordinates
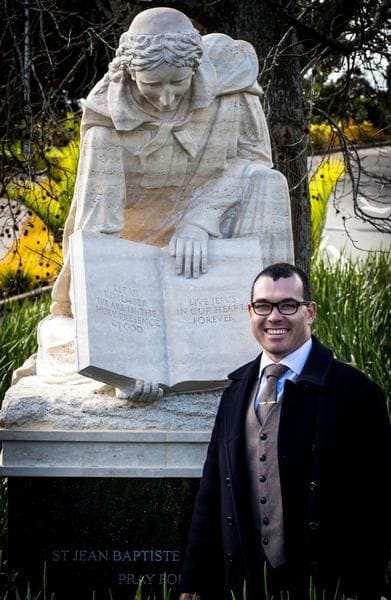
[228,356,261,382]
[330,355,384,393]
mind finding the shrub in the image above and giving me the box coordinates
[0,292,51,402]
[0,114,80,294]
[310,119,390,151]
[311,251,391,411]
[0,213,62,296]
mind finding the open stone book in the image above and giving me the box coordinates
[70,231,262,392]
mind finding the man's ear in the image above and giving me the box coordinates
[247,302,253,319]
[307,301,317,325]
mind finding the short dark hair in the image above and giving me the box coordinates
[250,263,311,301]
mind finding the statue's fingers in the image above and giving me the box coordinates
[175,238,185,275]
[133,379,144,401]
[151,384,163,402]
[184,239,193,278]
[115,386,131,399]
[192,242,201,279]
[138,381,152,403]
[201,239,208,274]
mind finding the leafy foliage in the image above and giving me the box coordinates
[310,120,390,151]
[312,251,391,411]
[0,114,80,294]
[0,213,62,295]
[0,292,51,401]
[5,135,79,239]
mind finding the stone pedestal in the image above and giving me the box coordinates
[0,377,221,598]
[8,477,200,599]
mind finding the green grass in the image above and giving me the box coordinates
[0,292,51,403]
[311,251,391,410]
[0,567,168,600]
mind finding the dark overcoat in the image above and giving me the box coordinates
[180,336,390,599]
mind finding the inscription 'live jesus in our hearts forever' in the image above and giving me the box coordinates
[176,294,246,325]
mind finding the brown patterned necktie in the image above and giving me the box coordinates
[257,363,289,424]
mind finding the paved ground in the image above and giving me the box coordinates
[319,145,391,259]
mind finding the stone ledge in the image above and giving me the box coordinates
[0,466,204,478]
[0,429,211,478]
[0,429,211,441]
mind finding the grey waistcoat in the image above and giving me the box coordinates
[245,389,286,568]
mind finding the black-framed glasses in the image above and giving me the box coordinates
[251,300,311,316]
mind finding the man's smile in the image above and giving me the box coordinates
[265,328,288,335]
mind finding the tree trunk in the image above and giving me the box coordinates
[262,25,311,274]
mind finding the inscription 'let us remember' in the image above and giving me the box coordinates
[95,284,162,334]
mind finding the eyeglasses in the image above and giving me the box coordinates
[251,300,311,316]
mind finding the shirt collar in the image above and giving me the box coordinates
[259,337,313,378]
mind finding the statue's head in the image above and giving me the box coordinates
[109,7,203,112]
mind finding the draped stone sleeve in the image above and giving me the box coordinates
[72,126,126,235]
[51,124,126,315]
[237,93,273,167]
[173,90,277,240]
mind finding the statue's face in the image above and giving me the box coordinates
[131,63,193,112]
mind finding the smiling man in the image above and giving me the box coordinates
[180,262,390,600]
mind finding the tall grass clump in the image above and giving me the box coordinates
[312,251,391,409]
[0,292,51,403]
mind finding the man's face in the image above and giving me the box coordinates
[248,274,317,362]
[131,63,193,112]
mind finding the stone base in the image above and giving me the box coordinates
[0,376,219,477]
[8,477,200,599]
[0,377,219,597]
[0,375,221,431]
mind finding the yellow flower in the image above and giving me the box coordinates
[310,157,345,256]
[0,213,62,291]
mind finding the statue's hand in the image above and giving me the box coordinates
[115,380,164,403]
[168,224,208,278]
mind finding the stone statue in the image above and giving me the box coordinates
[34,7,294,400]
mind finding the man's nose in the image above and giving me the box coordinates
[268,305,282,319]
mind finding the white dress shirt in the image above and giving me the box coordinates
[254,337,313,409]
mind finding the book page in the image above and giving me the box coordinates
[71,231,169,387]
[162,238,262,388]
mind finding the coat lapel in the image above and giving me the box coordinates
[224,355,261,445]
[223,356,261,572]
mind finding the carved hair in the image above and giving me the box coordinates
[109,31,203,79]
